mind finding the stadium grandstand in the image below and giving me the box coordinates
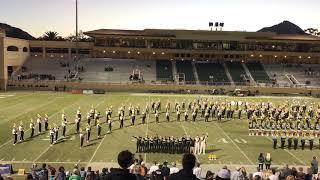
[1,28,320,95]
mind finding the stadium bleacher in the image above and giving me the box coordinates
[175,60,195,83]
[225,61,247,84]
[156,60,173,82]
[263,63,320,87]
[245,61,271,83]
[195,62,230,85]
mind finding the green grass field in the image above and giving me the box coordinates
[0,92,319,172]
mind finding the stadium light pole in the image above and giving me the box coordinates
[75,0,79,59]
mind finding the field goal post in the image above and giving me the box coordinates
[175,73,185,84]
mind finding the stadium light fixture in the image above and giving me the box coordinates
[284,56,287,58]
[152,52,156,55]
[250,54,254,57]
[274,55,278,58]
[161,52,165,55]
[103,50,106,53]
[259,54,262,58]
[299,56,302,59]
[128,51,131,54]
[308,56,311,59]
[112,51,116,54]
[209,22,214,31]
[219,22,224,31]
[137,51,140,54]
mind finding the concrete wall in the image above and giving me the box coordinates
[0,30,5,90]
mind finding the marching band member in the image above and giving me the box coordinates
[12,124,17,145]
[30,119,35,138]
[18,121,24,142]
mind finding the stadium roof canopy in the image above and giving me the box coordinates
[84,29,320,42]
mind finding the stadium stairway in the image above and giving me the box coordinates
[223,62,235,86]
[172,60,178,84]
[191,61,200,84]
[241,62,256,85]
[225,61,248,85]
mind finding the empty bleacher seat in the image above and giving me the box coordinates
[176,60,195,83]
[195,62,229,84]
[245,61,271,82]
[156,60,173,82]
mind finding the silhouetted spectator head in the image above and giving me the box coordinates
[117,150,134,169]
[206,171,214,180]
[42,163,47,169]
[182,153,196,171]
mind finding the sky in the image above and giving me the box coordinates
[1,0,320,37]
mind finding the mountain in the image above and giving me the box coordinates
[258,21,306,34]
[0,23,35,40]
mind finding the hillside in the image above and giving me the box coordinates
[258,21,306,34]
[0,23,35,40]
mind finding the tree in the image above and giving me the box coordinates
[38,31,65,41]
[304,28,320,37]
[66,30,93,42]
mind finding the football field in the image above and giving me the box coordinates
[0,92,319,171]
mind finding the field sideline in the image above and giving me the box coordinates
[0,91,319,172]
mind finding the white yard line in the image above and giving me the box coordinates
[213,122,254,165]
[265,137,306,165]
[88,136,106,164]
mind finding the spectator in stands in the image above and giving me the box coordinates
[26,174,33,180]
[305,168,313,180]
[132,165,144,180]
[296,167,305,180]
[205,171,214,180]
[252,167,263,180]
[94,170,99,180]
[140,162,148,177]
[48,165,56,179]
[280,165,292,179]
[311,156,319,175]
[86,167,95,180]
[79,167,86,180]
[291,167,298,178]
[56,166,66,180]
[106,150,136,180]
[268,168,278,180]
[30,164,39,179]
[161,161,170,180]
[230,167,243,180]
[148,161,159,175]
[193,162,202,179]
[68,169,81,180]
[100,168,108,180]
[170,162,179,175]
[151,164,164,180]
[216,166,231,180]
[168,153,199,180]
[39,163,49,180]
